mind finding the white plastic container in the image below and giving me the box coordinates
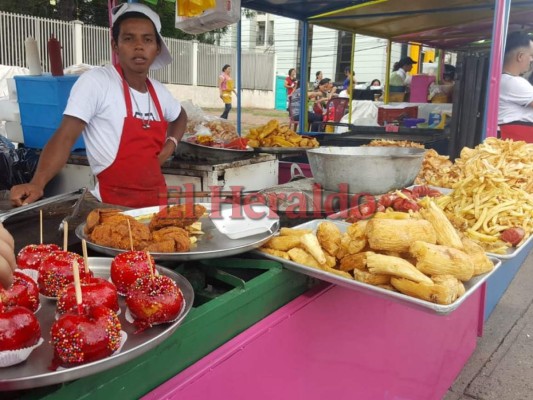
[175,0,241,34]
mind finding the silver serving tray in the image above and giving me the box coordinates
[176,140,255,163]
[255,219,502,315]
[254,147,309,154]
[486,233,533,260]
[76,205,279,261]
[0,258,194,391]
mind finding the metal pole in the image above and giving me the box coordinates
[348,33,356,124]
[299,21,309,134]
[237,18,242,136]
[384,39,392,104]
[482,0,511,138]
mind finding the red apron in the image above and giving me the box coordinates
[97,65,168,207]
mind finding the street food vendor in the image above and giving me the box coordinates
[10,2,187,208]
[0,223,16,288]
[498,31,533,125]
[389,57,417,91]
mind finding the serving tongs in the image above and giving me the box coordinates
[0,188,86,223]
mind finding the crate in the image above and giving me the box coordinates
[14,74,85,150]
[377,105,418,126]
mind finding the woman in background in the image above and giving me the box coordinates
[219,64,236,119]
[0,223,16,288]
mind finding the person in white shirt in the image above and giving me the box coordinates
[499,31,533,125]
[10,2,187,208]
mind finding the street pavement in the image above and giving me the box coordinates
[444,250,533,400]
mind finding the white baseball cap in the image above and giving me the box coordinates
[111,2,172,70]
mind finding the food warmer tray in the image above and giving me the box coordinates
[486,233,533,260]
[175,140,255,163]
[0,258,194,391]
[253,147,309,154]
[255,219,502,316]
[76,205,279,261]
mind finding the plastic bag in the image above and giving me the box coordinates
[0,137,39,190]
[177,0,216,17]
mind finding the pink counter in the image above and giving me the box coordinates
[144,282,484,400]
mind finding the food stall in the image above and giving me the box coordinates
[2,1,533,399]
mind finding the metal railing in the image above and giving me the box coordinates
[0,11,274,90]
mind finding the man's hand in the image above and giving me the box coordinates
[10,183,44,207]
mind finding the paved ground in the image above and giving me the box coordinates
[444,250,533,400]
[203,107,289,134]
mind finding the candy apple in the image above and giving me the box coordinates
[57,277,119,315]
[38,251,92,297]
[0,305,41,351]
[0,271,40,312]
[110,251,156,295]
[17,244,61,270]
[50,305,121,368]
[126,275,183,332]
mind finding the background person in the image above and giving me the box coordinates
[0,223,16,289]
[499,31,533,125]
[289,82,323,131]
[218,64,236,119]
[314,70,323,90]
[342,67,356,91]
[284,68,297,109]
[10,3,187,208]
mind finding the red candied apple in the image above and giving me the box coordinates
[57,277,119,315]
[50,305,121,369]
[17,244,61,270]
[126,275,183,332]
[38,251,93,297]
[111,251,156,295]
[0,271,40,312]
[0,305,41,351]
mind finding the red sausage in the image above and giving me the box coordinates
[500,227,526,246]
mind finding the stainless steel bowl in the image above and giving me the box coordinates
[306,146,426,194]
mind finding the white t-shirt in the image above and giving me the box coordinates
[498,74,533,124]
[64,65,182,199]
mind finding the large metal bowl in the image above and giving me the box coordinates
[306,146,426,194]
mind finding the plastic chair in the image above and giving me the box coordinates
[499,123,533,143]
[321,97,350,132]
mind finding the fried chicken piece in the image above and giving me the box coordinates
[84,208,122,234]
[149,227,191,252]
[90,215,151,250]
[144,239,176,253]
[149,204,207,231]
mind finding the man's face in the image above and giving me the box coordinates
[404,63,413,72]
[517,42,533,74]
[112,18,161,74]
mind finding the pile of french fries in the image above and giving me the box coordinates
[260,200,494,305]
[246,119,320,148]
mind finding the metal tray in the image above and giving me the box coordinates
[176,140,255,163]
[255,219,502,315]
[76,205,279,261]
[0,257,194,391]
[254,147,309,154]
[486,233,533,260]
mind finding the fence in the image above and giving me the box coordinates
[0,11,274,90]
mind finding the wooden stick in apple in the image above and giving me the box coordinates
[72,259,83,315]
[146,251,155,279]
[126,219,134,251]
[40,209,43,244]
[63,220,68,251]
[82,239,90,274]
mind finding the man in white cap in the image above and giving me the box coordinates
[11,2,187,208]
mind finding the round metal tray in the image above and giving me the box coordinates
[176,140,255,163]
[253,147,309,154]
[76,205,279,261]
[0,258,194,391]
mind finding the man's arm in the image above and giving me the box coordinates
[10,116,86,206]
[158,109,188,164]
